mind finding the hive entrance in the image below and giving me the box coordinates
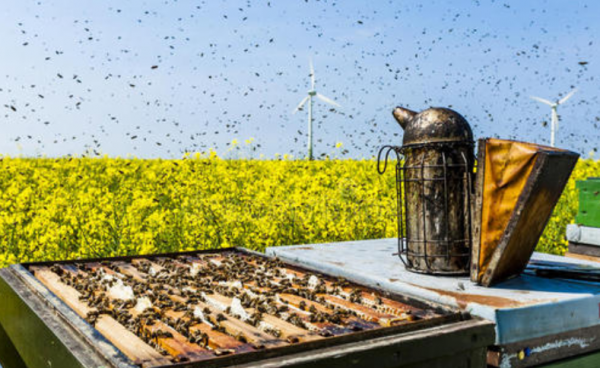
[28,250,445,367]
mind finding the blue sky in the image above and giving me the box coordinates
[0,0,598,158]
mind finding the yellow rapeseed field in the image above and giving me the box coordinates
[0,155,597,267]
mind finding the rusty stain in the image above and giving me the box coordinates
[328,261,345,267]
[389,278,399,282]
[291,246,314,251]
[417,285,534,309]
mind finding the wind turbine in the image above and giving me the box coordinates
[530,89,577,147]
[292,59,341,160]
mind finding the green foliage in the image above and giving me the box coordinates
[0,156,594,267]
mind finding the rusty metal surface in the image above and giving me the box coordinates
[268,238,600,346]
[393,107,473,147]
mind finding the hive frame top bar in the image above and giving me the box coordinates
[12,247,465,368]
[268,238,600,346]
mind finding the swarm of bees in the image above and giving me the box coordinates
[45,251,430,359]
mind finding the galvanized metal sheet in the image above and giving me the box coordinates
[566,224,600,248]
[267,238,600,346]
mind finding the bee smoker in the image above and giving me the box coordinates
[378,107,474,275]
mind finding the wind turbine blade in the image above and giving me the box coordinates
[292,96,310,114]
[558,89,577,105]
[552,108,559,129]
[530,95,554,106]
[309,58,315,90]
[316,93,341,108]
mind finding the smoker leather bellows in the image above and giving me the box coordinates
[471,138,579,286]
[378,107,474,275]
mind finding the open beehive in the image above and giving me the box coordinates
[9,249,467,368]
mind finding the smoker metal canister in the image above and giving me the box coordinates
[392,107,474,275]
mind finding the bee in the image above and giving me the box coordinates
[287,335,299,343]
[235,333,247,343]
[374,296,383,306]
[288,313,307,329]
[85,311,99,326]
[151,330,173,339]
[212,324,226,333]
[190,331,209,348]
[349,289,362,304]
[50,265,64,276]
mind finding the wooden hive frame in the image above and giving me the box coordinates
[14,248,464,368]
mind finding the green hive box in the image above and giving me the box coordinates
[576,178,600,228]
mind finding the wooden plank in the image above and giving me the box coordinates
[318,294,403,326]
[236,259,408,324]
[147,287,287,349]
[277,293,378,332]
[154,258,330,341]
[238,281,361,335]
[60,264,215,363]
[234,318,494,368]
[184,256,389,333]
[163,309,254,354]
[113,261,148,282]
[239,257,420,321]
[30,267,171,368]
[201,292,322,343]
[565,251,600,263]
[195,301,288,349]
[567,243,600,259]
[128,259,289,349]
[143,321,214,362]
[471,138,486,283]
[247,310,322,343]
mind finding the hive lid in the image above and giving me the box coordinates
[471,138,579,286]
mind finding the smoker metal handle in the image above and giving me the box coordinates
[377,145,403,174]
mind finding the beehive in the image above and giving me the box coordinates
[2,249,470,368]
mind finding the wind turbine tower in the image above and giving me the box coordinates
[530,89,577,147]
[292,59,341,160]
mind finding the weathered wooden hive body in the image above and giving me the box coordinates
[0,248,493,368]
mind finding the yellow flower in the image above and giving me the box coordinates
[0,154,590,267]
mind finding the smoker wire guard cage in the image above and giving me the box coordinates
[377,141,474,275]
